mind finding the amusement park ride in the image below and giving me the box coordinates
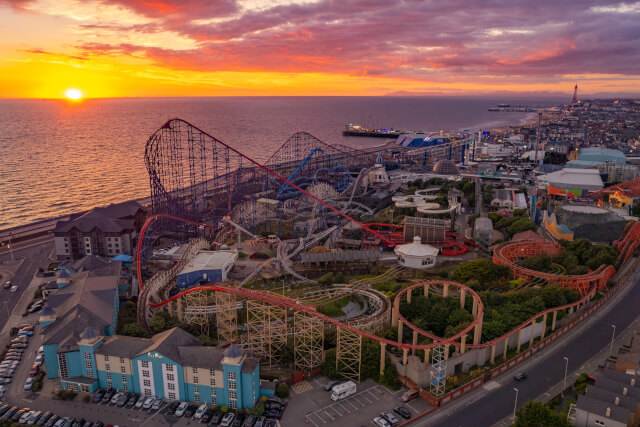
[135,118,640,395]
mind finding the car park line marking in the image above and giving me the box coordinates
[407,400,421,413]
[323,409,335,420]
[345,399,358,410]
[330,405,342,416]
[305,415,319,427]
[337,401,351,413]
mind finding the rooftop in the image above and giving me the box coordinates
[394,236,439,257]
[178,250,237,276]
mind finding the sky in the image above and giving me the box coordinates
[0,0,639,98]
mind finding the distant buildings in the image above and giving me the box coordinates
[54,201,146,261]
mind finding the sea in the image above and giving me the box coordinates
[0,96,559,230]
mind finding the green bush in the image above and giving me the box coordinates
[82,394,91,403]
[276,383,290,398]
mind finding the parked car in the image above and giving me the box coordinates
[27,410,42,424]
[125,394,139,407]
[151,398,163,410]
[194,403,207,419]
[373,417,391,427]
[184,404,198,418]
[220,413,235,427]
[232,414,246,427]
[44,416,60,427]
[109,392,123,404]
[13,408,28,421]
[254,416,266,427]
[93,390,105,403]
[35,411,53,426]
[174,402,188,417]
[380,411,399,426]
[29,366,39,377]
[0,405,10,416]
[10,285,18,293]
[263,420,277,427]
[243,414,257,427]
[101,389,115,404]
[211,411,224,424]
[393,406,411,419]
[142,396,155,409]
[20,410,34,424]
[18,330,34,337]
[134,395,146,409]
[1,407,19,420]
[513,371,527,381]
[201,409,214,423]
[37,346,44,356]
[34,355,43,366]
[53,418,68,427]
[24,377,35,390]
[165,402,180,415]
[116,393,131,407]
[3,281,11,289]
[264,410,282,420]
[400,388,419,402]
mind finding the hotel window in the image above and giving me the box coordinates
[229,400,237,409]
[107,382,112,389]
[143,379,151,387]
[85,362,93,370]
[211,397,216,406]
[120,357,125,363]
[193,376,199,384]
[227,372,236,381]
[194,386,199,393]
[119,365,126,373]
[209,369,215,376]
[168,392,176,400]
[192,367,198,374]
[58,354,68,378]
[105,364,111,371]
[106,373,112,381]
[143,370,150,377]
[229,391,236,400]
[141,361,149,368]
[211,388,216,397]
[194,395,200,402]
[166,364,174,372]
[229,381,236,391]
[210,378,216,386]
[123,383,128,392]
[104,355,109,361]
[167,373,175,381]
[168,383,175,390]
[144,389,152,396]
[84,353,91,360]
[86,370,94,379]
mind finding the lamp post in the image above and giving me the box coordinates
[512,387,519,424]
[609,324,616,357]
[563,357,569,394]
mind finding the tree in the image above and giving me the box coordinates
[276,382,290,398]
[514,401,571,427]
[122,323,149,338]
[322,348,338,379]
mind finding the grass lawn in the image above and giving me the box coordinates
[318,297,351,317]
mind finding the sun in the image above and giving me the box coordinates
[65,88,83,100]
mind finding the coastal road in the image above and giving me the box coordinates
[0,242,53,330]
[417,272,640,427]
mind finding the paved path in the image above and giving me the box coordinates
[412,264,640,427]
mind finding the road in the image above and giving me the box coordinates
[0,242,53,330]
[420,273,640,427]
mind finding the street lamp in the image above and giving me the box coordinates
[512,387,519,424]
[609,324,616,357]
[563,357,569,394]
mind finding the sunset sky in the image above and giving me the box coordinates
[1,0,639,98]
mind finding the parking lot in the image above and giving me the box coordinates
[281,376,432,426]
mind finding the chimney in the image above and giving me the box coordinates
[623,387,628,396]
[615,396,620,406]
[606,407,611,417]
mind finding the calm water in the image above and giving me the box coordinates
[0,96,555,229]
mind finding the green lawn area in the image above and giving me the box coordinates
[318,297,351,317]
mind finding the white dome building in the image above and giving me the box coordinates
[394,236,439,269]
[365,153,390,186]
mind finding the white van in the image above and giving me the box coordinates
[330,381,357,401]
